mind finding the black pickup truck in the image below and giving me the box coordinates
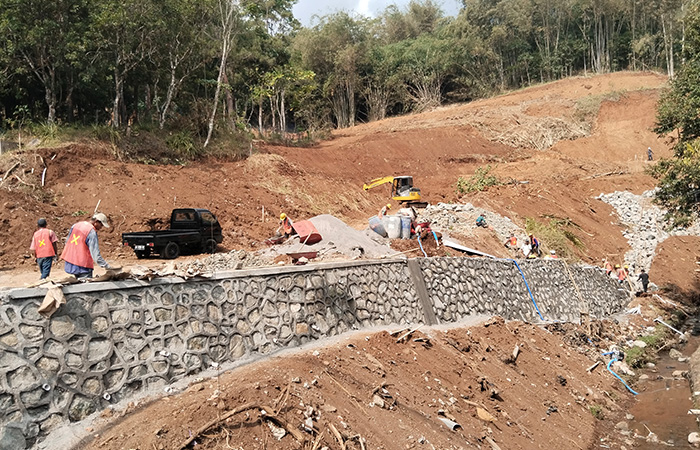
[122,208,223,259]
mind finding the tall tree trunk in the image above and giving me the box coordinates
[204,0,236,148]
[112,71,123,128]
[223,70,235,129]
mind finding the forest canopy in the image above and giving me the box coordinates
[0,0,692,144]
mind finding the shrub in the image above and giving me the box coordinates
[589,404,603,419]
[166,131,199,160]
[455,165,502,194]
[525,216,585,259]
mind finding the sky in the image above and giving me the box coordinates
[292,0,462,27]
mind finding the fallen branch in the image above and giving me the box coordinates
[329,423,346,450]
[0,162,20,187]
[179,403,302,449]
[14,174,36,188]
[396,325,423,343]
[485,436,502,450]
[323,370,367,415]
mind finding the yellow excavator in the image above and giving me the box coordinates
[362,176,427,207]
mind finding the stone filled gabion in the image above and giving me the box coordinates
[0,257,627,448]
[597,189,700,275]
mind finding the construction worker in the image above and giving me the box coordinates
[504,233,517,249]
[647,147,654,161]
[30,218,59,279]
[603,259,613,276]
[638,269,650,293]
[378,203,391,219]
[61,213,113,279]
[475,214,488,228]
[521,239,532,258]
[278,213,294,238]
[616,264,627,284]
[544,249,558,259]
[528,234,541,257]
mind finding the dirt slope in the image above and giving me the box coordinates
[81,319,629,450]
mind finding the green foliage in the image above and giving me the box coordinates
[166,131,199,160]
[524,216,584,258]
[455,165,502,194]
[72,210,88,217]
[624,346,648,369]
[589,405,603,420]
[648,140,700,228]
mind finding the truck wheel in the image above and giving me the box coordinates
[163,242,180,259]
[203,239,217,254]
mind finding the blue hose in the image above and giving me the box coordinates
[431,230,439,246]
[417,234,428,257]
[606,359,639,395]
[511,259,545,321]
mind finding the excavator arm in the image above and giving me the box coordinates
[363,176,395,191]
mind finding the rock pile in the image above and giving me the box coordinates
[182,249,267,273]
[597,189,700,272]
[419,203,526,244]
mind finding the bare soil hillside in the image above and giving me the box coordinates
[81,319,631,450]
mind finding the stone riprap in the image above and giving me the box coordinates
[0,257,627,448]
[597,189,700,279]
[417,258,627,323]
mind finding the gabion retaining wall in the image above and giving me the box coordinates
[0,257,626,448]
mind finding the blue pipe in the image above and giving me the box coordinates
[417,234,428,257]
[606,359,639,395]
[431,230,439,246]
[510,259,545,321]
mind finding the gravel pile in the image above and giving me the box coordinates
[597,189,700,272]
[183,249,267,273]
[261,214,397,260]
[419,203,527,245]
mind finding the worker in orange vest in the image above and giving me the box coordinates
[30,218,59,279]
[278,213,295,238]
[61,213,113,279]
[603,259,613,276]
[616,264,627,284]
[504,233,517,249]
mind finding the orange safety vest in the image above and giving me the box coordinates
[32,228,56,258]
[61,221,95,268]
[617,268,626,281]
[508,236,517,246]
[281,218,293,235]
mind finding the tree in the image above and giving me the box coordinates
[651,0,700,226]
[203,0,240,148]
[89,0,161,128]
[2,0,90,123]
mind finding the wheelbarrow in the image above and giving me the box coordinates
[286,251,318,265]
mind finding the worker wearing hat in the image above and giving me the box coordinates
[378,203,391,219]
[30,218,59,279]
[278,213,294,238]
[61,212,113,279]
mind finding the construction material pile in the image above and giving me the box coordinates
[262,214,397,260]
[419,203,525,243]
[182,249,267,273]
